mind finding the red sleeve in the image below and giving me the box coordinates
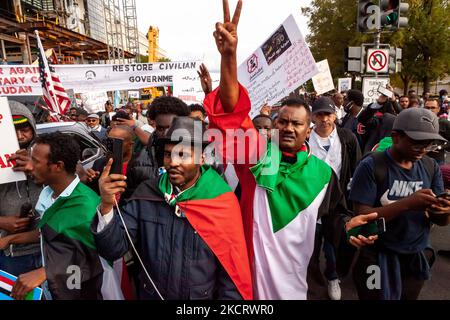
[203,83,266,166]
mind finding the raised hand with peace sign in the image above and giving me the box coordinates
[213,0,242,56]
[214,0,243,113]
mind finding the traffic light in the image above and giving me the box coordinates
[396,1,409,28]
[357,1,379,32]
[389,47,397,73]
[388,47,402,73]
[345,47,362,72]
[380,0,409,29]
[360,45,368,73]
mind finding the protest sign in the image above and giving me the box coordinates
[0,97,26,184]
[238,15,319,118]
[312,59,334,95]
[338,78,352,93]
[128,91,140,99]
[80,91,109,113]
[0,61,201,96]
[172,71,220,105]
[172,73,205,104]
[0,65,41,96]
[362,77,390,106]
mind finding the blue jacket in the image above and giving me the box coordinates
[91,178,241,300]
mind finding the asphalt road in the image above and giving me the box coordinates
[334,224,450,300]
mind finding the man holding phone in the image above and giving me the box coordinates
[92,117,252,300]
[349,107,450,300]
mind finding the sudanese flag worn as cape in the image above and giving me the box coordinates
[159,165,253,300]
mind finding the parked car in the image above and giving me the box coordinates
[36,122,107,169]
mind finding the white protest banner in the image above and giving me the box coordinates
[80,91,109,113]
[0,97,26,184]
[338,78,352,93]
[238,15,319,118]
[54,61,200,93]
[172,71,220,105]
[362,77,390,106]
[312,59,334,95]
[0,61,201,96]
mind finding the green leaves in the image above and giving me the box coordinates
[303,0,450,92]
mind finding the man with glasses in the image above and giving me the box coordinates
[424,98,450,164]
[86,113,107,142]
[349,107,450,300]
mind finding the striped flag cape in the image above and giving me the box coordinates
[35,30,71,120]
[205,84,344,300]
[0,270,42,300]
[158,165,253,300]
[37,182,123,300]
[249,143,332,299]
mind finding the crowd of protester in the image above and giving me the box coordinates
[0,0,449,301]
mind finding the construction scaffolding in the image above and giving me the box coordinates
[103,0,125,64]
[122,0,139,62]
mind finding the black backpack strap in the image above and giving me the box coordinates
[371,151,388,189]
[362,151,389,206]
[421,155,436,182]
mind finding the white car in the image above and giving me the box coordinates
[36,122,107,169]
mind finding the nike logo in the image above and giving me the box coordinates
[380,189,397,206]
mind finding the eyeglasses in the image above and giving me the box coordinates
[407,138,442,152]
[86,119,98,123]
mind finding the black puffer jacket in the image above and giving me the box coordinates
[91,177,241,300]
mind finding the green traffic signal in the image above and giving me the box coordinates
[386,12,398,24]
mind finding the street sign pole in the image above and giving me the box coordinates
[374,29,381,79]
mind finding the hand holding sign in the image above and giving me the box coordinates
[9,149,33,174]
[11,267,46,300]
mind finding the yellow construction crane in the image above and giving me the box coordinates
[148,26,159,63]
[141,26,162,103]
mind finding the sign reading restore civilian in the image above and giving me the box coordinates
[238,15,319,118]
[0,97,26,184]
[0,61,200,96]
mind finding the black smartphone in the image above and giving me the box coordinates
[19,202,33,218]
[436,191,450,199]
[347,217,386,240]
[105,137,123,175]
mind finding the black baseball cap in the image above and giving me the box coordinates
[311,97,336,115]
[346,90,364,106]
[393,108,446,141]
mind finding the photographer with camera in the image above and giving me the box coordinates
[0,101,42,277]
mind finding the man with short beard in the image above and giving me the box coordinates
[92,117,251,300]
[203,0,376,300]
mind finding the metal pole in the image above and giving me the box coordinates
[374,30,381,79]
[0,40,6,60]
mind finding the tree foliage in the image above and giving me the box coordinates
[302,0,450,92]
